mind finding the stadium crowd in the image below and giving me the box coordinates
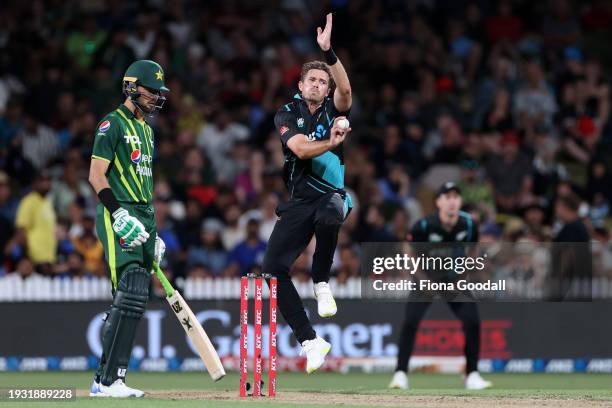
[1,0,612,282]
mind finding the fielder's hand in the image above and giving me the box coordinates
[112,208,149,247]
[329,116,351,148]
[154,236,166,266]
[317,13,333,51]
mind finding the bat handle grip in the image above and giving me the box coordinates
[153,262,175,297]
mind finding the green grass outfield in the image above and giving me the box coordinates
[0,371,611,407]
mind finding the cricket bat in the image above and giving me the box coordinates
[153,262,226,381]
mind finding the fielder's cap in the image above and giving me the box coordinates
[436,182,461,197]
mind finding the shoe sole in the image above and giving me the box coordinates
[319,310,337,318]
[92,390,144,398]
[388,384,407,390]
[466,384,493,390]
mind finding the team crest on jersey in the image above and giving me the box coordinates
[131,149,142,163]
[297,118,304,128]
[99,120,111,132]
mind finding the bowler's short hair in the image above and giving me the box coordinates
[300,61,334,89]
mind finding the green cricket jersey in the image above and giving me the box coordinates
[92,104,155,203]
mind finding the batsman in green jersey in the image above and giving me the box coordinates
[88,60,169,398]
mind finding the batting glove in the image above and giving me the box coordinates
[112,208,149,248]
[154,236,166,266]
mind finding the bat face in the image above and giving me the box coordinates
[167,291,226,381]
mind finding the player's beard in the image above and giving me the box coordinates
[304,91,324,107]
[135,94,165,116]
[139,98,156,113]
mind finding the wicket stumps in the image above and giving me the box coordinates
[240,273,277,397]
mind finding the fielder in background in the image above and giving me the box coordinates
[389,182,492,390]
[262,13,353,373]
[88,60,169,397]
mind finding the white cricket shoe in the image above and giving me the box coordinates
[388,370,408,389]
[465,371,493,390]
[96,379,144,398]
[314,282,337,317]
[89,379,102,397]
[300,336,331,373]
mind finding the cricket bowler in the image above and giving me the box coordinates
[389,182,492,390]
[262,13,353,373]
[87,60,169,397]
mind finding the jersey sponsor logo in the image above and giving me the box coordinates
[98,120,111,132]
[131,149,142,163]
[119,238,131,249]
[279,126,289,135]
[297,118,304,128]
[124,135,142,145]
[136,164,152,177]
[307,124,327,141]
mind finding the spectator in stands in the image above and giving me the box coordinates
[10,171,56,274]
[186,218,228,277]
[258,192,279,241]
[175,198,205,250]
[224,218,266,277]
[458,159,495,213]
[0,172,17,274]
[186,263,214,279]
[49,161,94,220]
[53,220,75,277]
[17,112,60,170]
[335,244,361,284]
[486,132,533,213]
[153,194,181,271]
[72,215,104,276]
[12,256,40,279]
[357,205,395,242]
[221,204,245,250]
[0,100,23,151]
[196,109,249,176]
[486,0,523,44]
[514,59,557,131]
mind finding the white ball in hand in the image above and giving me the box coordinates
[337,118,350,130]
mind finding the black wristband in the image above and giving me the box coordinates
[98,188,120,215]
[323,47,338,65]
